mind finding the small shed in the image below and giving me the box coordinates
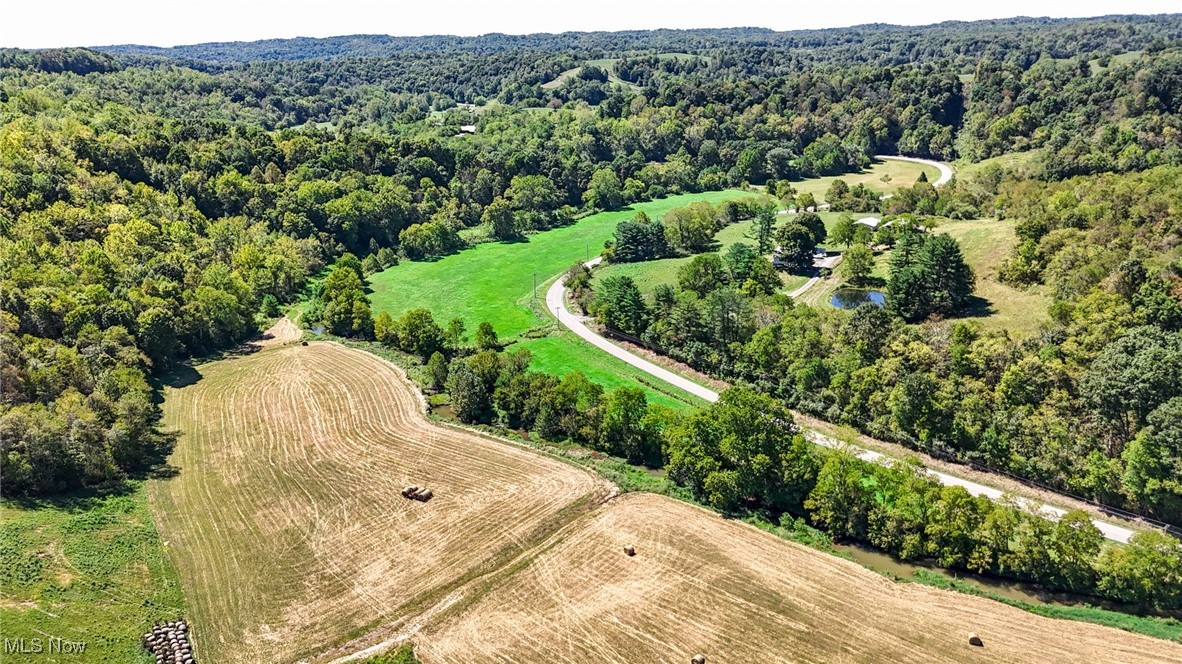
[854,217,881,230]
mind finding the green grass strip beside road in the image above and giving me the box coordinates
[368,190,757,338]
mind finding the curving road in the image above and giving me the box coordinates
[547,257,719,404]
[880,154,954,186]
[546,258,1140,543]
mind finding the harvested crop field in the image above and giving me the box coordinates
[415,493,1182,664]
[153,334,604,663]
[154,326,1182,664]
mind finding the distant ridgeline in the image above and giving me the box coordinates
[84,15,1180,67]
[1,12,1181,528]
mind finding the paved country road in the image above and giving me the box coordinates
[881,154,954,186]
[546,261,1141,544]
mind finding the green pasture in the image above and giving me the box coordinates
[0,484,186,663]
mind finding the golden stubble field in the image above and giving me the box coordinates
[417,492,1182,664]
[155,323,1182,664]
[154,329,606,663]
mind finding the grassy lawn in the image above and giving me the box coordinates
[370,190,755,338]
[937,218,1050,335]
[368,190,756,406]
[373,190,751,335]
[789,159,940,204]
[0,484,187,663]
[955,150,1043,180]
[510,335,708,410]
[593,210,821,298]
[594,221,761,296]
[806,218,1050,336]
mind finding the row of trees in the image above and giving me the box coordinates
[608,198,773,263]
[361,307,673,466]
[407,333,1182,612]
[666,389,1182,610]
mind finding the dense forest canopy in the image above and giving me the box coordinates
[2,13,1181,546]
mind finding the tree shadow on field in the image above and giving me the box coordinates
[5,481,138,512]
[159,364,203,390]
[496,235,531,245]
[952,295,996,320]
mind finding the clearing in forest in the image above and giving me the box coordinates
[416,492,1182,664]
[153,338,605,663]
[801,217,1050,336]
[793,158,940,203]
[367,190,754,338]
[367,190,754,409]
[590,161,938,302]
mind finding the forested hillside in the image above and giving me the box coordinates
[2,15,1181,525]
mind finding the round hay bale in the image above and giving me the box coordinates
[623,545,636,557]
[419,489,433,501]
[691,655,707,664]
[301,340,309,346]
[968,633,984,647]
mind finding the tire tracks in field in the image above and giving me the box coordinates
[153,330,608,663]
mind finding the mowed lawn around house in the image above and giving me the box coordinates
[589,161,941,302]
[803,218,1050,336]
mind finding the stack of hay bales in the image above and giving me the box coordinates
[402,485,434,502]
[142,619,195,663]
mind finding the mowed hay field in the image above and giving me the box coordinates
[153,336,604,663]
[416,493,1182,664]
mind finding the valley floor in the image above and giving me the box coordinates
[149,326,1181,662]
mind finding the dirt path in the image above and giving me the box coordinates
[787,275,822,298]
[255,316,303,348]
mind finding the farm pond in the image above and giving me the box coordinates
[830,288,886,309]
